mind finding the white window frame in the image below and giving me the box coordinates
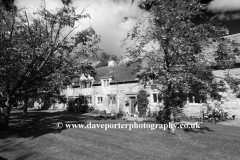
[152,93,158,104]
[109,96,117,105]
[81,81,92,89]
[86,96,92,104]
[151,92,163,104]
[97,97,103,104]
[101,79,110,87]
[188,95,204,104]
[87,81,92,88]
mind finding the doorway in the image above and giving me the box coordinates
[129,96,137,115]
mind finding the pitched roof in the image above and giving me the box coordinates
[72,34,240,86]
[224,33,240,63]
[93,62,140,85]
[225,33,240,43]
[78,56,100,66]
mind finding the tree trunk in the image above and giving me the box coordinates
[0,99,12,131]
[170,111,175,134]
[165,83,175,134]
[23,96,29,115]
[23,105,27,115]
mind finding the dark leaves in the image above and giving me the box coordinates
[0,4,100,100]
[125,0,240,108]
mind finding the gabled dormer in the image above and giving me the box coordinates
[80,80,92,88]
[100,76,113,88]
[72,74,94,89]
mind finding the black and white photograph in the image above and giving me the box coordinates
[1,0,240,159]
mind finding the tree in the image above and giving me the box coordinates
[95,52,110,68]
[0,1,100,130]
[0,0,16,11]
[95,52,120,68]
[137,90,149,117]
[125,0,239,132]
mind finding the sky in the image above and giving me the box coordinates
[14,0,146,57]
[14,0,240,57]
[200,0,240,34]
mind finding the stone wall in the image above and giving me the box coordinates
[181,68,240,118]
[72,82,142,113]
[182,101,240,119]
[182,104,203,117]
[65,82,164,114]
[212,69,240,118]
[63,67,240,117]
[221,101,240,118]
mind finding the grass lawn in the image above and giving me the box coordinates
[0,110,240,160]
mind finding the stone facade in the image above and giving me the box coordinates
[61,61,164,114]
[62,60,240,118]
[181,68,240,118]
[63,79,162,114]
[212,68,240,118]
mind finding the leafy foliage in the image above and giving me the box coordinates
[124,0,240,119]
[0,2,101,129]
[137,90,149,117]
[95,52,120,68]
[0,0,16,11]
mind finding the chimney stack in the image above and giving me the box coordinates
[108,60,116,67]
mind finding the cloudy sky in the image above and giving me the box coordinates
[14,0,146,56]
[201,0,240,34]
[14,0,240,57]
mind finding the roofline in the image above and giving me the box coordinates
[93,80,138,85]
[224,33,240,38]
[99,76,113,79]
[95,62,127,70]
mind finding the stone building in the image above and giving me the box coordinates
[62,34,240,118]
[182,34,240,118]
[62,60,240,118]
[62,60,163,115]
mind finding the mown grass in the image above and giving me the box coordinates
[0,110,240,160]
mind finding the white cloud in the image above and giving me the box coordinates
[213,13,240,21]
[15,0,63,12]
[14,0,146,56]
[71,0,146,55]
[208,0,240,12]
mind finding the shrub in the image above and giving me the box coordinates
[99,110,106,114]
[81,104,89,113]
[137,90,149,117]
[91,109,99,114]
[67,99,77,112]
[67,99,90,113]
[156,107,171,123]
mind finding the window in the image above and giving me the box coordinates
[152,93,163,103]
[102,79,110,87]
[81,81,92,89]
[87,81,92,88]
[153,93,158,103]
[97,97,103,104]
[188,93,205,104]
[86,96,92,104]
[83,81,87,88]
[189,95,193,103]
[109,96,116,105]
